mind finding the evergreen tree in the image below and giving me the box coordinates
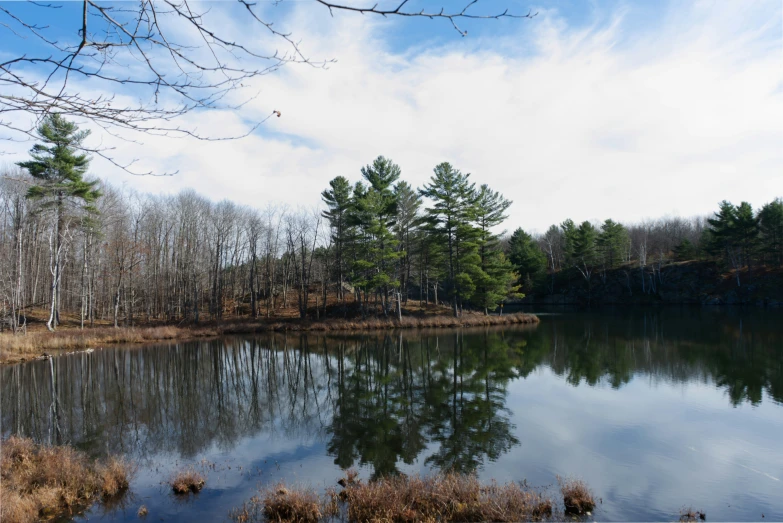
[733,201,759,269]
[417,218,446,305]
[321,176,353,300]
[350,157,404,315]
[560,219,577,264]
[393,181,422,302]
[453,221,483,312]
[597,219,628,269]
[18,114,100,330]
[706,200,759,286]
[472,185,516,313]
[706,200,737,262]
[758,198,783,266]
[507,228,546,292]
[571,221,599,292]
[419,162,478,317]
[672,239,697,261]
[360,155,401,217]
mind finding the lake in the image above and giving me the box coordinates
[2,307,782,521]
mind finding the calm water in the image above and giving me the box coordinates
[2,308,782,522]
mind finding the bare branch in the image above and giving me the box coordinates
[1,0,534,174]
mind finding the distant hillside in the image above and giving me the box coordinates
[521,261,783,307]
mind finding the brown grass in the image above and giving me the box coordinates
[0,311,538,365]
[558,476,595,516]
[170,468,206,495]
[341,472,553,522]
[229,485,334,523]
[263,485,324,523]
[0,325,196,364]
[0,436,132,523]
[229,472,555,523]
[296,312,539,333]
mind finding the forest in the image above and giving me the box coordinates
[507,197,783,300]
[1,115,782,332]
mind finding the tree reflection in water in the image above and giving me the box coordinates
[2,309,781,476]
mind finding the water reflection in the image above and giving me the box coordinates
[2,308,782,477]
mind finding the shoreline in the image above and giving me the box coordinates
[0,312,539,365]
[1,436,595,523]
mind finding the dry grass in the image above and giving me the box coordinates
[0,325,199,364]
[229,495,265,523]
[0,436,132,523]
[220,311,539,336]
[229,485,334,523]
[298,312,539,333]
[0,311,538,365]
[170,468,206,495]
[558,476,595,516]
[263,485,324,523]
[229,472,555,523]
[341,472,553,523]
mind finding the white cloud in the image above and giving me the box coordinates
[7,1,782,232]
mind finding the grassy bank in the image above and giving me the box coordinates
[0,310,538,365]
[0,436,132,523]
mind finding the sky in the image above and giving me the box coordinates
[1,0,781,233]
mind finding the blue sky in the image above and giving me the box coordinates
[1,0,781,232]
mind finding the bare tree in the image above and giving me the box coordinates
[1,1,534,174]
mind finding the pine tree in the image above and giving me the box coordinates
[706,200,737,262]
[706,200,759,286]
[472,185,516,313]
[360,156,401,216]
[350,157,404,315]
[758,198,783,266]
[322,176,353,301]
[393,181,422,302]
[672,239,696,261]
[597,219,628,269]
[733,202,759,270]
[419,162,478,317]
[417,217,446,306]
[507,228,546,292]
[560,219,577,265]
[18,114,100,330]
[571,221,599,294]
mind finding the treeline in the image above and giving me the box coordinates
[0,115,519,331]
[2,115,781,331]
[507,199,783,296]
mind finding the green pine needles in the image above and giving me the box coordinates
[18,114,100,208]
[17,114,100,330]
[322,158,519,318]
